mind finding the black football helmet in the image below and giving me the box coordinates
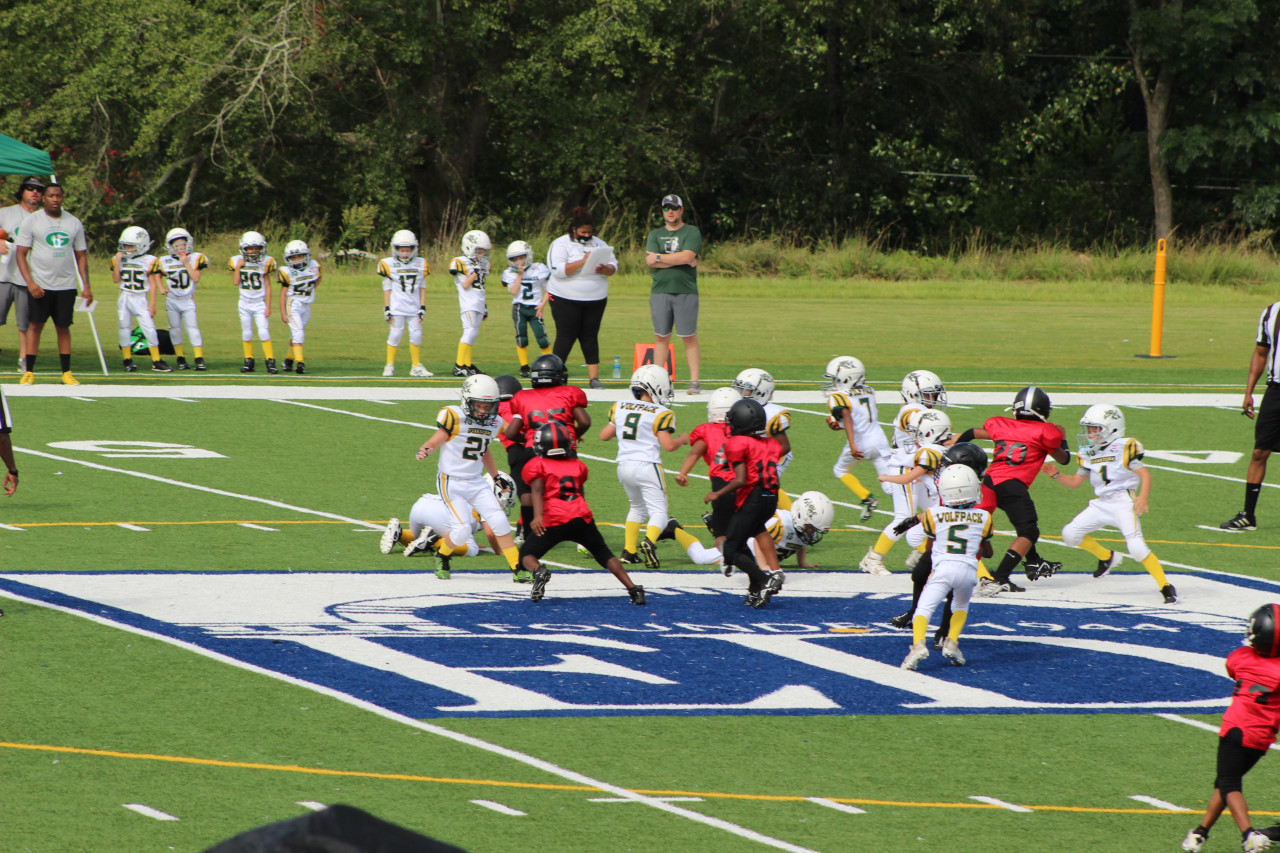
[1247,603,1280,657]
[726,398,766,436]
[530,354,567,388]
[494,374,522,402]
[534,421,576,458]
[942,442,989,478]
[1010,385,1052,421]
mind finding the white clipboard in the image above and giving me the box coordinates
[579,245,616,274]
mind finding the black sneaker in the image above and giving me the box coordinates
[241,358,255,373]
[123,359,137,372]
[1220,510,1257,531]
[467,364,482,376]
[1024,559,1060,580]
[265,358,279,375]
[519,365,531,378]
[175,357,190,370]
[658,518,681,541]
[193,357,207,371]
[452,364,469,377]
[152,360,173,373]
[1161,584,1180,604]
[628,585,646,605]
[283,358,294,372]
[889,611,914,629]
[1000,579,1026,593]
[530,566,551,602]
[744,591,764,608]
[294,362,306,375]
[619,550,641,565]
[1094,551,1120,578]
[759,570,785,606]
[637,538,660,569]
[701,511,717,536]
[934,629,947,650]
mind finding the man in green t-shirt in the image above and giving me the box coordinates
[645,194,703,393]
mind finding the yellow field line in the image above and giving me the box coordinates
[3,740,1262,815]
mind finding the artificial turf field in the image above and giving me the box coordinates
[3,270,1280,852]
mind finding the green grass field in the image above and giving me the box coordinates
[3,267,1278,852]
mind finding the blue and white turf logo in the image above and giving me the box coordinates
[0,570,1265,718]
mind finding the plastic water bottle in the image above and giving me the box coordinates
[612,356,621,379]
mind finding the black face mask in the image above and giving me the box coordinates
[573,232,592,245]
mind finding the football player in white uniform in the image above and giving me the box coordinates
[865,409,951,575]
[380,472,514,579]
[450,229,491,377]
[158,228,207,370]
[228,230,278,373]
[901,464,994,671]
[379,229,431,378]
[1042,404,1177,604]
[410,375,525,579]
[676,491,834,572]
[503,240,552,378]
[733,368,796,508]
[600,364,688,568]
[823,356,891,521]
[277,240,320,374]
[112,226,172,373]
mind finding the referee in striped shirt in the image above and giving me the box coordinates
[0,387,15,495]
[1222,301,1280,530]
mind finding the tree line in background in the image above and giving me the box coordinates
[2,0,1278,254]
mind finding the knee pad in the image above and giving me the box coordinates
[1015,521,1040,543]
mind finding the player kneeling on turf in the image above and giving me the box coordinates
[519,421,647,605]
[901,464,993,671]
[378,473,513,579]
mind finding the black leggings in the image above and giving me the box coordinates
[550,295,607,366]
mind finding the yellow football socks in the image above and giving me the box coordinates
[456,342,472,366]
[410,343,421,365]
[262,340,274,360]
[839,473,871,501]
[193,346,203,358]
[673,527,700,549]
[873,533,895,557]
[387,344,397,366]
[502,545,521,571]
[912,614,929,646]
[1078,534,1113,561]
[121,347,131,360]
[947,610,968,642]
[149,346,161,362]
[776,490,792,511]
[1142,552,1168,587]
[645,524,661,545]
[173,344,185,359]
[624,521,641,554]
[517,346,529,367]
[243,341,254,359]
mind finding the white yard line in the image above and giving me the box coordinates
[1129,795,1188,811]
[968,795,1033,813]
[123,803,179,821]
[470,799,527,816]
[805,797,866,814]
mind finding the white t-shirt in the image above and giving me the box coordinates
[547,234,613,301]
[0,203,39,285]
[16,209,87,291]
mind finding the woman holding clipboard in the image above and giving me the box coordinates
[547,206,615,389]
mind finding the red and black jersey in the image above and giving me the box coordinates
[522,456,592,527]
[496,399,516,450]
[509,385,588,448]
[723,435,782,508]
[689,421,732,481]
[1222,645,1280,750]
[982,416,1066,487]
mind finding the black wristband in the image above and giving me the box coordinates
[957,428,976,443]
[7,468,16,477]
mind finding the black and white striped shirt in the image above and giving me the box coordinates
[1257,301,1280,384]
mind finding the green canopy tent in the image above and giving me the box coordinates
[0,133,52,177]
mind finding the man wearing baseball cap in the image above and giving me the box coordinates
[0,177,46,375]
[644,193,703,394]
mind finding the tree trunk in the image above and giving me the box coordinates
[1129,0,1180,241]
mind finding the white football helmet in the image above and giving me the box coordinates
[284,239,310,270]
[506,240,533,269]
[485,471,518,511]
[733,368,775,403]
[1078,404,1125,451]
[937,464,982,508]
[461,230,491,260]
[117,226,151,260]
[707,387,740,423]
[391,229,418,262]
[630,364,673,405]
[821,356,866,395]
[460,374,501,423]
[165,227,193,257]
[901,370,947,409]
[790,491,834,546]
[909,409,953,447]
[239,231,267,262]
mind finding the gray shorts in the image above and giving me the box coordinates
[0,282,29,331]
[650,292,699,337]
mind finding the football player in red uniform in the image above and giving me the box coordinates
[704,398,785,608]
[504,354,590,542]
[493,374,524,537]
[950,386,1070,594]
[519,421,646,605]
[1181,604,1280,853]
